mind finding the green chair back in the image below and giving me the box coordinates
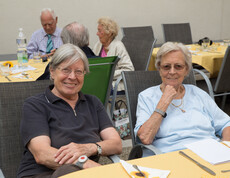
[81,56,120,107]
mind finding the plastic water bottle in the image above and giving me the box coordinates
[16,28,28,66]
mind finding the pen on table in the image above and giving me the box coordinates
[179,151,216,176]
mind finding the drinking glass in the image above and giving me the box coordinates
[33,52,41,63]
[202,38,210,51]
[223,39,230,46]
[0,64,10,76]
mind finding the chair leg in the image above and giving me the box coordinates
[221,95,227,110]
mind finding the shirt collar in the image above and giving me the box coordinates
[41,27,59,38]
[45,84,86,104]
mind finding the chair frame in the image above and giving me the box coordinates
[0,54,17,61]
[83,56,120,109]
[110,37,157,117]
[162,23,193,45]
[121,26,154,40]
[193,46,230,109]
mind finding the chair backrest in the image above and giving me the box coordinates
[162,23,193,45]
[0,80,52,178]
[122,70,196,146]
[121,26,154,40]
[0,54,17,61]
[121,37,156,71]
[214,46,230,93]
[81,56,120,106]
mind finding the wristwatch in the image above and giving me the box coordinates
[95,143,102,156]
[154,108,167,118]
[75,155,88,169]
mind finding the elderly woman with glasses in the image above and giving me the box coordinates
[134,42,230,156]
[17,44,122,178]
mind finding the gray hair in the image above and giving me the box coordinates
[155,42,192,73]
[98,17,119,40]
[49,43,89,78]
[40,8,56,20]
[61,21,89,47]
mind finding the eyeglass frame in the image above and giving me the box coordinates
[159,63,186,71]
[57,67,86,77]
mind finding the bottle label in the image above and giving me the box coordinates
[17,49,28,64]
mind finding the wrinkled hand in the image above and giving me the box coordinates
[49,49,56,56]
[54,142,93,165]
[41,49,57,59]
[161,85,178,104]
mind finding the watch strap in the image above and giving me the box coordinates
[155,108,167,118]
[75,155,88,169]
[75,161,84,170]
[95,143,102,156]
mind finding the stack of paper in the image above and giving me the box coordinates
[185,139,230,165]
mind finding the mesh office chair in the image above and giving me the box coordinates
[121,38,156,71]
[193,46,230,109]
[121,26,154,40]
[0,80,52,178]
[122,70,196,159]
[110,27,157,116]
[162,23,193,45]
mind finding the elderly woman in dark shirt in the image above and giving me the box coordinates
[18,44,122,178]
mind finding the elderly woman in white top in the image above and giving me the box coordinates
[93,17,134,93]
[135,42,230,156]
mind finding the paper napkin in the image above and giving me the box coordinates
[185,139,230,165]
[120,160,170,178]
[11,65,36,74]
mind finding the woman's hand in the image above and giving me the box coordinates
[54,142,97,165]
[160,85,178,106]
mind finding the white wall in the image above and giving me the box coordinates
[0,0,230,54]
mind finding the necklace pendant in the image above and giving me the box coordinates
[180,108,186,113]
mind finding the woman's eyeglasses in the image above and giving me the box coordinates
[160,64,185,71]
[57,67,85,76]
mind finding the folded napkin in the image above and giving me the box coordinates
[11,65,36,74]
[120,160,170,178]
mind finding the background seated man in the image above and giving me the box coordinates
[17,44,122,178]
[37,21,96,80]
[135,42,230,157]
[27,8,63,59]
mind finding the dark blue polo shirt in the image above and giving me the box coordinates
[17,85,113,178]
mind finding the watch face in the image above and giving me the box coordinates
[78,155,88,163]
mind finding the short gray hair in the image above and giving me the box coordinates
[61,21,89,47]
[49,43,89,77]
[40,8,56,20]
[155,42,192,73]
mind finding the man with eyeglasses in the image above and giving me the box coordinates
[27,8,63,59]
